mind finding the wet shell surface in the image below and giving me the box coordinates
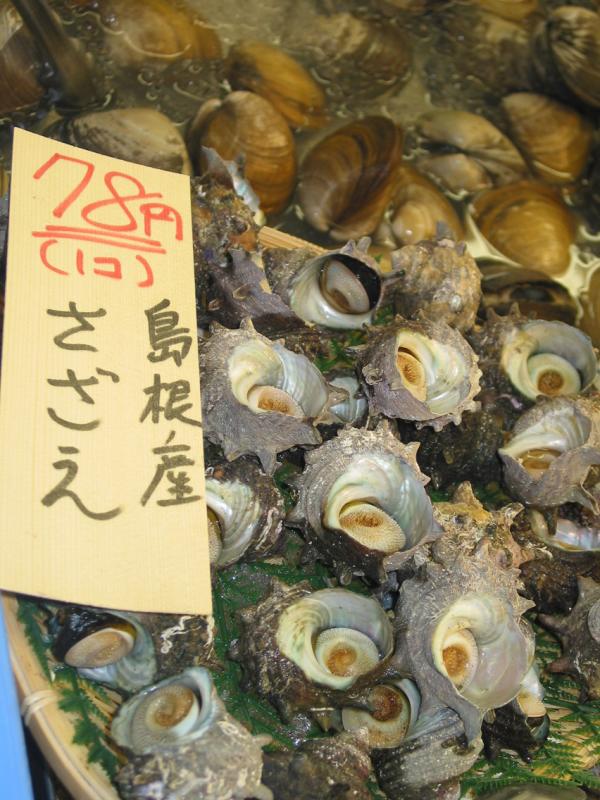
[417,109,527,187]
[224,40,327,129]
[389,237,482,333]
[263,238,384,330]
[288,422,442,582]
[298,116,403,241]
[51,607,157,692]
[502,93,593,184]
[135,613,219,681]
[233,579,393,719]
[64,108,192,175]
[393,544,535,742]
[327,372,368,426]
[200,320,345,473]
[189,91,296,216]
[499,396,600,510]
[0,3,43,115]
[112,667,271,800]
[357,317,482,431]
[539,576,600,700]
[376,165,464,247]
[499,319,598,401]
[205,456,285,569]
[471,180,577,277]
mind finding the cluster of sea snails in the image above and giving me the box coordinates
[1,0,600,799]
[28,149,600,800]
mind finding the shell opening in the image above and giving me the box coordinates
[528,508,600,552]
[276,589,393,691]
[341,680,419,749]
[431,593,531,709]
[319,257,379,315]
[396,347,427,402]
[290,253,381,329]
[314,627,380,678]
[207,508,223,565]
[65,626,136,669]
[501,321,596,400]
[205,478,261,568]
[143,685,200,734]
[517,690,546,719]
[336,500,406,554]
[322,453,435,554]
[394,330,468,415]
[228,339,328,419]
[500,407,590,480]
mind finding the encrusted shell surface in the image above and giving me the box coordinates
[389,237,482,332]
[392,543,535,742]
[288,422,442,582]
[262,730,372,800]
[205,456,285,569]
[539,576,600,700]
[263,238,385,330]
[113,667,270,800]
[200,320,345,473]
[357,317,482,431]
[499,396,600,510]
[135,613,219,681]
[232,579,394,720]
[373,706,482,800]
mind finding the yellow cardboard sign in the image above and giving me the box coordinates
[0,128,211,615]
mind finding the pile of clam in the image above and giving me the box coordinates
[2,0,600,799]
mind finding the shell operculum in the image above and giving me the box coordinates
[341,678,421,749]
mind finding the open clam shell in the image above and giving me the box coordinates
[233,579,394,720]
[200,320,346,473]
[205,456,285,569]
[263,238,385,330]
[112,667,270,800]
[288,422,442,582]
[393,544,535,742]
[357,317,482,431]
[499,396,600,510]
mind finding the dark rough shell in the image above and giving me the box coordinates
[287,421,442,582]
[389,237,482,333]
[200,320,345,473]
[499,396,600,510]
[539,576,600,700]
[373,707,482,800]
[482,698,549,763]
[356,317,481,431]
[262,730,372,800]
[135,613,219,681]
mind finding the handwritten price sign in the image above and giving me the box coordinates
[0,128,211,615]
